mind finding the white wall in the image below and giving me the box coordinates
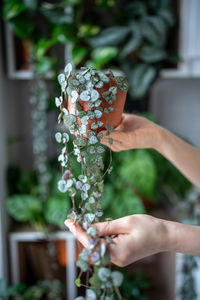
[150,78,200,148]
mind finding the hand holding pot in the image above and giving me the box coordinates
[101,113,200,187]
[65,214,200,266]
[101,113,162,152]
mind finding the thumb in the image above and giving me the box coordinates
[64,219,90,248]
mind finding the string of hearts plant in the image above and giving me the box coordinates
[55,63,128,300]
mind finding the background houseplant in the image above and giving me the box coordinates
[3,0,176,98]
[0,278,62,300]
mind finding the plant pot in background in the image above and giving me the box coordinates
[56,240,83,267]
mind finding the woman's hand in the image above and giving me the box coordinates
[65,214,168,267]
[65,214,200,267]
[101,113,200,187]
[101,113,163,152]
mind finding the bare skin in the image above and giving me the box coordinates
[65,113,200,266]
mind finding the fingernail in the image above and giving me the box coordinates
[64,219,74,230]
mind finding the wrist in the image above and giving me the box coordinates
[154,125,173,156]
[161,220,179,253]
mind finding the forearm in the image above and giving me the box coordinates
[156,127,200,188]
[164,219,200,256]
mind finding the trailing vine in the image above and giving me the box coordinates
[55,63,128,299]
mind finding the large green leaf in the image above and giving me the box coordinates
[90,26,131,47]
[72,46,87,66]
[53,24,77,43]
[141,16,167,47]
[128,63,157,98]
[125,1,147,17]
[91,46,118,69]
[119,149,157,198]
[6,194,42,222]
[10,15,34,39]
[120,23,141,58]
[41,6,72,24]
[45,197,70,228]
[23,0,38,11]
[3,0,26,20]
[35,57,55,75]
[149,0,171,11]
[139,46,167,63]
[158,9,175,27]
[35,39,55,60]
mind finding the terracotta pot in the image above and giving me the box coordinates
[57,240,84,267]
[67,77,128,132]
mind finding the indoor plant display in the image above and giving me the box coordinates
[55,63,128,299]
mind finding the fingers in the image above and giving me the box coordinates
[100,131,124,151]
[91,217,129,236]
[64,219,90,248]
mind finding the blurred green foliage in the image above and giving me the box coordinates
[120,268,151,300]
[6,165,70,231]
[3,0,175,98]
[0,278,62,300]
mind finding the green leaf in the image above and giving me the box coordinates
[23,0,38,11]
[76,259,89,272]
[75,278,81,287]
[35,39,55,60]
[125,1,147,17]
[78,24,101,38]
[139,46,167,63]
[10,15,34,39]
[158,9,175,27]
[6,283,26,297]
[3,0,26,20]
[72,46,87,66]
[149,0,171,11]
[41,6,72,24]
[6,194,42,222]
[120,23,141,58]
[45,197,70,228]
[128,63,157,98]
[111,271,123,287]
[89,273,102,288]
[141,16,167,47]
[91,47,118,69]
[53,24,77,43]
[61,0,81,4]
[35,57,55,75]
[90,26,131,47]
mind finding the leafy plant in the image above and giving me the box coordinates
[3,0,175,97]
[0,279,62,300]
[120,268,151,300]
[6,167,71,232]
[55,63,128,298]
[89,0,175,98]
